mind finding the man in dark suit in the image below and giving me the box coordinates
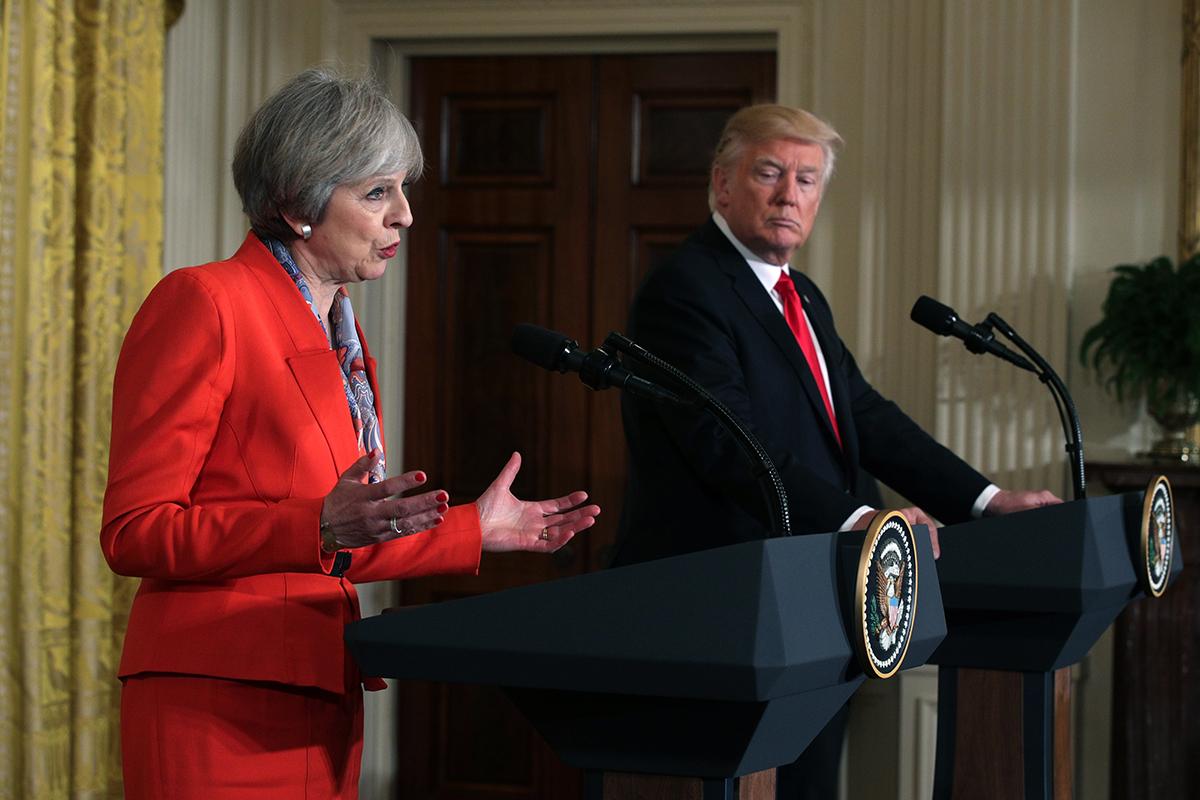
[611,105,1059,798]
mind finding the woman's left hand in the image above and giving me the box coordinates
[475,452,600,553]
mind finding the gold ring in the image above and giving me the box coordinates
[538,527,552,541]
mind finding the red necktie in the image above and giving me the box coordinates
[774,272,842,448]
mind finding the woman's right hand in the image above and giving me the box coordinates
[319,452,449,550]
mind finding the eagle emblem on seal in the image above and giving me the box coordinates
[856,511,918,678]
[873,541,906,653]
[1143,476,1174,596]
[1149,504,1169,577]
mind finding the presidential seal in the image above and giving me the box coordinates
[1140,475,1175,598]
[855,511,919,679]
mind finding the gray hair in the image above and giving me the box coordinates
[708,104,843,209]
[232,66,424,242]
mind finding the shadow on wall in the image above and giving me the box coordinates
[1069,267,1157,459]
[858,274,1079,493]
[846,268,1151,509]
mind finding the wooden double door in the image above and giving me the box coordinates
[399,51,775,799]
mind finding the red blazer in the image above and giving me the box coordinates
[101,233,481,695]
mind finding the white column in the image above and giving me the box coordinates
[935,0,1074,495]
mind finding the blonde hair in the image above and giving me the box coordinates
[708,105,843,209]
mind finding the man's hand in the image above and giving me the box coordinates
[853,506,941,559]
[983,488,1062,516]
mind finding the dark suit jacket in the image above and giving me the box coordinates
[611,218,990,565]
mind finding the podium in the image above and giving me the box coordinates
[929,489,1184,799]
[347,526,945,799]
[1088,462,1200,800]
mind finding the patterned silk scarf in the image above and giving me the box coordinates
[263,235,387,483]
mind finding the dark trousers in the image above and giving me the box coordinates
[775,704,848,800]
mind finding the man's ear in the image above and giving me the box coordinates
[711,164,730,209]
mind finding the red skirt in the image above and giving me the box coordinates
[120,674,363,799]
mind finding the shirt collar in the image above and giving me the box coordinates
[712,211,790,296]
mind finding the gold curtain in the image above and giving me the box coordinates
[0,1,173,797]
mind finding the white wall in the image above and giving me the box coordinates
[1070,1,1180,459]
[164,0,339,270]
[810,3,1178,798]
[1068,6,1180,798]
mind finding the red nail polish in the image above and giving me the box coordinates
[437,503,449,513]
[415,472,426,483]
[436,491,448,503]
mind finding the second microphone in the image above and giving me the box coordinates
[511,324,683,404]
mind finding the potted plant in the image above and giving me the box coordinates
[1079,252,1200,460]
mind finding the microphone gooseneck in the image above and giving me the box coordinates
[511,323,791,537]
[511,324,683,405]
[984,312,1086,500]
[603,331,792,537]
[909,297,1085,500]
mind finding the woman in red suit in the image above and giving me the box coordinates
[101,67,600,799]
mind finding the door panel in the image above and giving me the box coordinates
[400,51,774,800]
[588,52,776,569]
[445,96,555,184]
[441,230,552,500]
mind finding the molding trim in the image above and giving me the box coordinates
[333,0,810,104]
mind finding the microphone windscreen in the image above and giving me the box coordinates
[910,295,957,335]
[511,324,573,370]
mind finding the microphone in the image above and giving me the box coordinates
[511,324,683,404]
[910,296,1035,372]
[521,326,792,534]
[910,295,1087,499]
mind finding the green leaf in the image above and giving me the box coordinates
[1078,254,1200,405]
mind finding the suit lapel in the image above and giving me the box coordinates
[287,351,362,471]
[731,270,818,394]
[235,234,363,472]
[715,237,844,457]
[797,284,859,471]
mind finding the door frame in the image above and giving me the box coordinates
[331,4,796,796]
[336,0,804,459]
